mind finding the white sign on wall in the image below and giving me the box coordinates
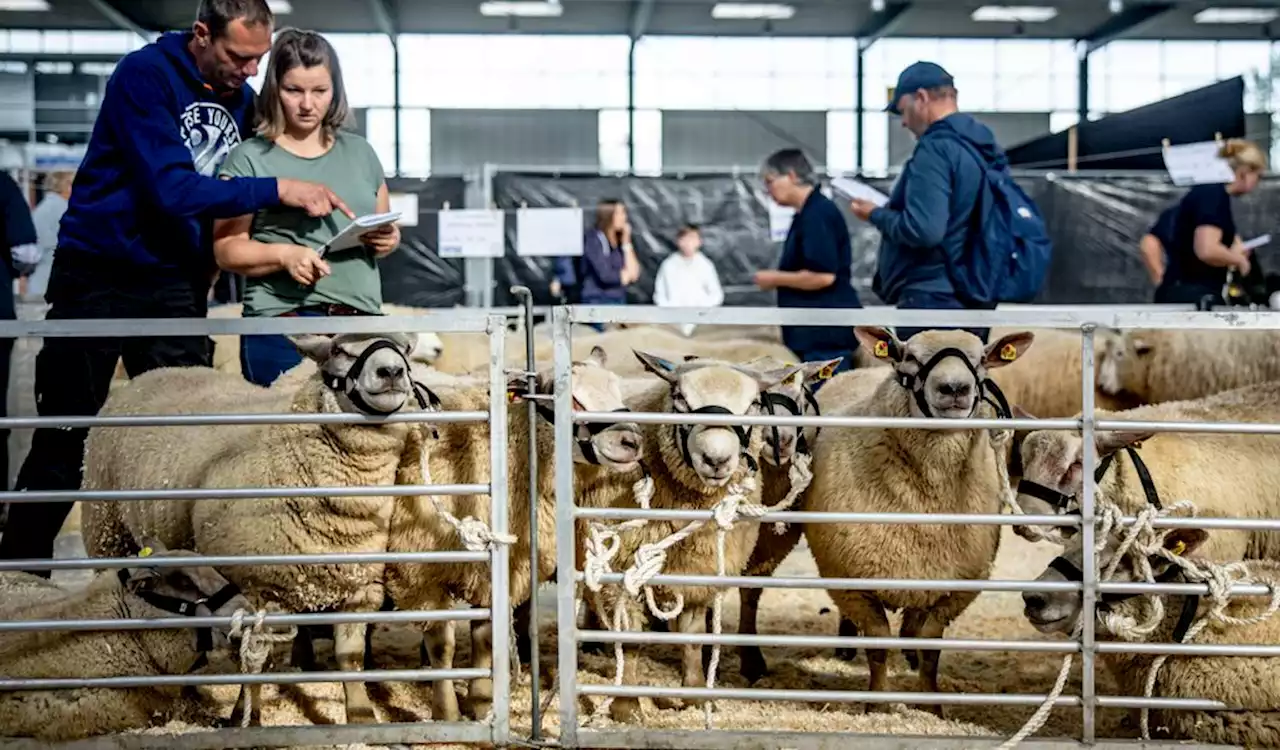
[1162,141,1235,186]
[516,206,585,257]
[437,209,506,258]
[388,192,420,227]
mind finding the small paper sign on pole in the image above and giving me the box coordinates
[516,206,585,257]
[437,209,505,258]
[1161,140,1234,186]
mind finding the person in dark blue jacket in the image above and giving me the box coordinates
[550,199,640,331]
[0,170,38,499]
[754,148,861,382]
[1154,139,1266,306]
[850,61,1004,344]
[0,0,353,575]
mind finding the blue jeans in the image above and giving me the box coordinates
[240,309,326,387]
[895,290,993,344]
[794,347,856,393]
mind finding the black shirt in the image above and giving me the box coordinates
[1165,184,1236,291]
[776,189,861,355]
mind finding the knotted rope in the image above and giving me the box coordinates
[416,425,517,552]
[228,607,298,728]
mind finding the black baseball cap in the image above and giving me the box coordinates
[885,61,955,115]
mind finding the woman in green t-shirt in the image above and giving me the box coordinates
[213,28,400,386]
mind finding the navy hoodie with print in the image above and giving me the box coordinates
[56,31,279,277]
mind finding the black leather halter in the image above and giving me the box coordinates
[670,389,761,475]
[1017,445,1161,534]
[760,386,821,466]
[321,339,443,417]
[1045,551,1199,642]
[531,399,634,465]
[894,347,1013,421]
[119,568,242,672]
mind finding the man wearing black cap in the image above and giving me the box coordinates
[849,61,1008,343]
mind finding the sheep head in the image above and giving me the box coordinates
[634,349,802,487]
[739,354,841,467]
[290,332,416,415]
[1096,328,1158,401]
[507,346,644,473]
[1012,422,1155,541]
[855,326,1034,420]
[411,332,445,365]
[121,540,256,655]
[1022,524,1207,637]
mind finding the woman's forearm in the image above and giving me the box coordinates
[214,237,291,278]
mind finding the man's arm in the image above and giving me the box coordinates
[868,142,952,250]
[104,60,279,220]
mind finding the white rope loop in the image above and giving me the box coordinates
[228,606,298,728]
[416,426,517,552]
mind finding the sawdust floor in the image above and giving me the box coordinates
[104,527,1136,749]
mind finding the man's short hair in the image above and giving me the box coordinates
[196,0,274,39]
[676,223,700,238]
[761,148,816,186]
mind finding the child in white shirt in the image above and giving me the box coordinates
[653,224,724,336]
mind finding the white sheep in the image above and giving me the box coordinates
[81,332,428,726]
[578,351,803,723]
[0,542,256,740]
[1024,524,1280,746]
[1012,380,1280,561]
[804,325,1033,713]
[1096,328,1280,406]
[381,346,645,721]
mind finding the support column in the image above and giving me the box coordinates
[392,38,401,176]
[855,43,865,173]
[1077,45,1090,127]
[627,37,637,173]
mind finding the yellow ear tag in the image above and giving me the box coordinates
[818,364,835,380]
[873,340,889,359]
[999,343,1018,362]
[1170,540,1186,556]
[138,546,153,558]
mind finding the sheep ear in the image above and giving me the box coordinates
[1012,404,1037,420]
[633,350,679,384]
[753,364,805,393]
[1161,527,1208,559]
[1130,334,1153,356]
[983,331,1035,370]
[802,358,843,384]
[1095,430,1154,456]
[586,346,608,368]
[854,326,902,363]
[289,334,336,364]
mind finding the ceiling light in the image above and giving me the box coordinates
[971,5,1059,23]
[871,0,886,12]
[1193,7,1279,24]
[0,0,51,11]
[267,0,292,13]
[1109,0,1122,13]
[711,3,795,20]
[479,1,564,17]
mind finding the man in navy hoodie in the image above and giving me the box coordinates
[850,61,1002,344]
[0,0,352,574]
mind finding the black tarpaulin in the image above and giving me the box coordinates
[377,176,468,308]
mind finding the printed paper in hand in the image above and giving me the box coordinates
[388,193,419,227]
[437,209,506,259]
[1242,234,1272,252]
[830,176,890,207]
[319,212,401,256]
[1162,141,1235,186]
[768,201,795,242]
[516,207,585,257]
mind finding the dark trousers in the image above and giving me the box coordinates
[895,289,994,344]
[240,309,323,387]
[0,250,213,575]
[1154,280,1221,307]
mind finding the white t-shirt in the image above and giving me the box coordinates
[654,252,724,309]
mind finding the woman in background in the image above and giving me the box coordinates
[213,28,399,386]
[1154,139,1266,305]
[551,198,640,332]
[26,169,74,301]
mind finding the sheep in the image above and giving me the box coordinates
[1023,524,1280,746]
[81,331,428,726]
[381,346,646,721]
[0,542,257,740]
[1096,328,1280,406]
[1011,380,1280,561]
[986,327,1142,417]
[727,354,849,683]
[577,351,804,723]
[803,325,1034,713]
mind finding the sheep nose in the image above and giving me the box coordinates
[703,452,734,471]
[937,380,972,398]
[376,363,406,380]
[1022,592,1046,611]
[620,434,640,452]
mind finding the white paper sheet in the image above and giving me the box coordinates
[830,176,890,207]
[768,201,795,242]
[388,193,419,227]
[1161,141,1235,187]
[1242,234,1272,252]
[437,209,506,259]
[319,211,402,256]
[516,207,585,257]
